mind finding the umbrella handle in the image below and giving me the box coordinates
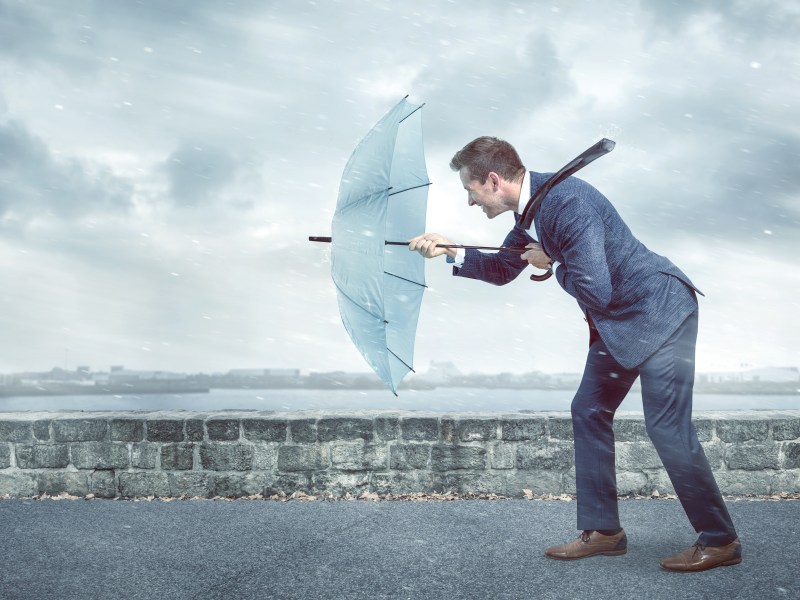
[529,267,553,282]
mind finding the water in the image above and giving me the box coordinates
[0,388,797,413]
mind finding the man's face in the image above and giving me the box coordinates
[459,167,504,219]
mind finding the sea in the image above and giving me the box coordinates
[0,388,798,413]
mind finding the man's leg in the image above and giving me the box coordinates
[639,310,738,547]
[571,338,638,531]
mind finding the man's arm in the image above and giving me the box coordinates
[409,227,531,286]
[546,197,613,310]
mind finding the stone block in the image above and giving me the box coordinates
[311,472,370,497]
[613,419,647,442]
[0,421,34,443]
[91,470,117,498]
[71,442,130,470]
[717,420,769,443]
[331,442,387,471]
[489,443,516,470]
[715,471,772,495]
[448,470,561,497]
[146,419,184,442]
[431,445,486,471]
[53,419,107,442]
[0,473,37,497]
[616,442,663,470]
[547,418,573,440]
[725,444,780,470]
[212,473,265,497]
[243,419,287,442]
[277,445,328,472]
[200,443,254,471]
[118,472,170,497]
[207,419,240,441]
[402,417,438,441]
[375,417,400,441]
[693,419,714,442]
[186,419,205,442]
[501,418,546,441]
[161,443,195,470]
[457,419,497,442]
[290,419,317,443]
[646,470,676,496]
[131,443,159,469]
[370,471,436,496]
[38,472,90,496]
[783,442,800,469]
[518,470,564,496]
[389,444,431,470]
[440,418,457,444]
[516,442,573,471]
[33,420,51,441]
[616,471,649,495]
[318,418,373,442]
[701,442,725,469]
[252,444,280,470]
[15,444,70,469]
[773,418,800,441]
[111,419,144,442]
[562,467,576,494]
[0,444,11,468]
[264,473,311,496]
[771,470,800,494]
[169,472,212,497]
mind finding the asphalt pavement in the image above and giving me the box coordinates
[1,497,797,600]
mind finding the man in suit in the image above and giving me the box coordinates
[409,136,741,572]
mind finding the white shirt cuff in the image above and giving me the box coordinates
[453,248,466,267]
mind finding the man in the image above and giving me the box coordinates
[409,136,740,572]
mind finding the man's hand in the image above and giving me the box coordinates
[521,242,552,270]
[408,233,457,259]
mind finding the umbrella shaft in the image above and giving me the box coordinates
[385,241,527,253]
[309,237,526,253]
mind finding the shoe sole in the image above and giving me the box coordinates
[545,549,627,561]
[660,556,742,572]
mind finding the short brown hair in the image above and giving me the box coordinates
[449,136,525,184]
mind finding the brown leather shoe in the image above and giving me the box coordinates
[660,539,742,572]
[544,530,627,560]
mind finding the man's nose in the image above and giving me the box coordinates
[468,196,475,206]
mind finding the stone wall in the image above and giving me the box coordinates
[1,410,798,499]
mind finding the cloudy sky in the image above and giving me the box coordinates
[1,0,798,380]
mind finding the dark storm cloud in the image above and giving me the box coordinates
[0,120,133,224]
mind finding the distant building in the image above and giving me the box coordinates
[700,367,800,384]
[420,361,463,383]
[228,368,301,378]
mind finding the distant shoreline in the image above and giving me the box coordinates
[1,382,798,399]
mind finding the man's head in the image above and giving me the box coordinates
[450,137,525,219]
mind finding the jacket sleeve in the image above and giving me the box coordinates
[550,197,613,310]
[453,225,530,286]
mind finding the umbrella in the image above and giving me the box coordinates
[313,96,431,394]
[310,97,616,392]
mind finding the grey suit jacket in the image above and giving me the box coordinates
[453,172,702,369]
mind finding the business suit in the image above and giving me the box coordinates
[453,172,738,547]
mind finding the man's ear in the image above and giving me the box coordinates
[487,172,500,190]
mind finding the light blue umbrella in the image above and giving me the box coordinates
[317,97,431,394]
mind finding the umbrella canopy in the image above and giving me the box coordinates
[330,97,430,394]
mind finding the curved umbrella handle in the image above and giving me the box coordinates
[529,267,553,282]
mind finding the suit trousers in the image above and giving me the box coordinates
[571,309,738,546]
